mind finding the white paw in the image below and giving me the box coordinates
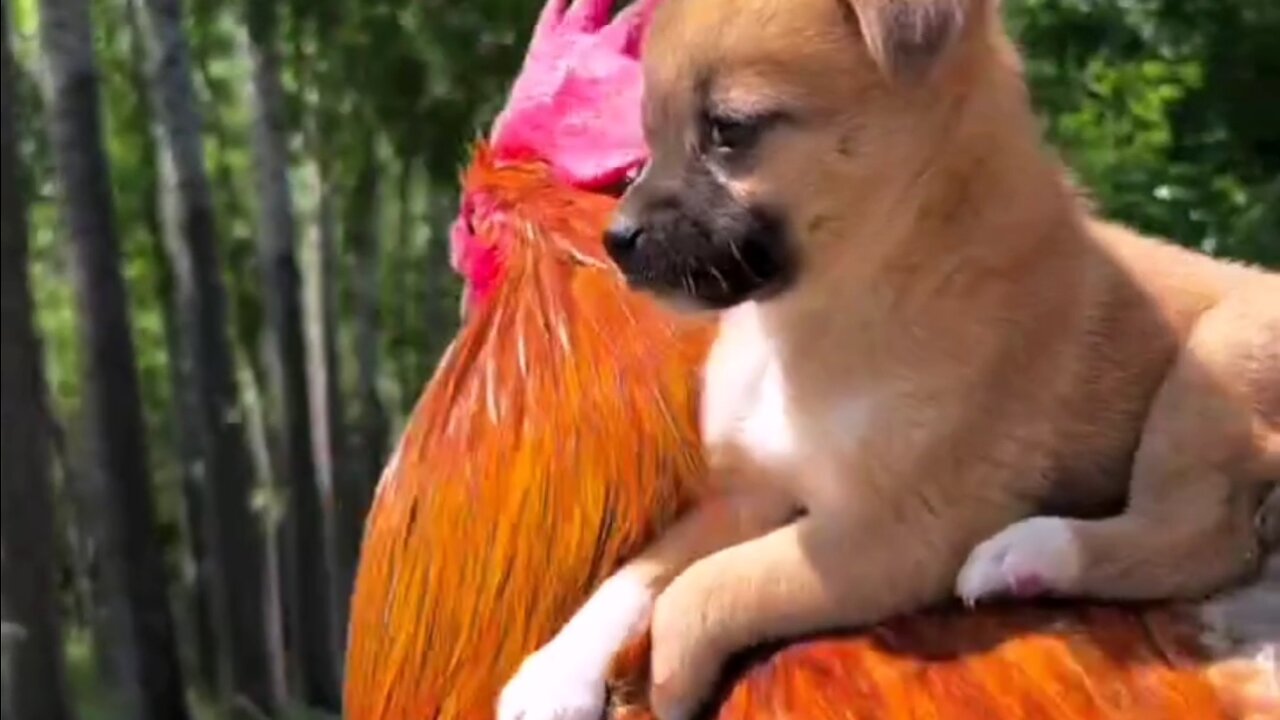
[498,571,655,720]
[497,645,606,720]
[956,517,1082,605]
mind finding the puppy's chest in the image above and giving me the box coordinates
[700,306,876,481]
[702,353,798,465]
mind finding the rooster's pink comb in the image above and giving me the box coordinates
[449,0,659,314]
[488,0,659,191]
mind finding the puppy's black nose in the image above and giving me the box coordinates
[603,215,644,261]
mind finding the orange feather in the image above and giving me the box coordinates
[344,146,713,720]
[344,147,1255,720]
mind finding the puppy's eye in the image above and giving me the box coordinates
[708,115,761,154]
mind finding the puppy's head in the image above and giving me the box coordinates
[604,0,1010,310]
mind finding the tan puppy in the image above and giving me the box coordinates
[497,0,1280,718]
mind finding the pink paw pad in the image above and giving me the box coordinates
[1007,569,1049,597]
[956,517,1082,605]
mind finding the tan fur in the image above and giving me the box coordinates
[497,1,1279,718]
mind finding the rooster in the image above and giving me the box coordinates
[343,1,1279,718]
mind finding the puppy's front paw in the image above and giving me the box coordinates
[497,646,606,720]
[956,517,1082,605]
[647,587,721,720]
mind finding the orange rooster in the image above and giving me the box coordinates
[343,1,1279,719]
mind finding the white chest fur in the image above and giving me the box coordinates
[699,303,803,473]
[701,303,880,485]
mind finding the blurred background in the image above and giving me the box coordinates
[0,0,1276,719]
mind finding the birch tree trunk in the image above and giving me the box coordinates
[0,3,76,717]
[123,0,219,693]
[35,0,189,716]
[305,159,355,644]
[136,0,282,715]
[245,1,339,707]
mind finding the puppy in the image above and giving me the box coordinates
[498,0,1280,718]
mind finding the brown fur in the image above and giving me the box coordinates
[498,1,1279,718]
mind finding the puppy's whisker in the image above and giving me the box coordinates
[708,266,730,293]
[682,272,696,297]
[728,241,763,283]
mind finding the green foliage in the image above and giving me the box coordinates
[1009,0,1279,259]
[65,628,127,720]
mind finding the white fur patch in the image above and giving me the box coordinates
[497,570,654,720]
[701,303,802,467]
[497,650,605,720]
[735,358,798,463]
[825,395,876,453]
[554,569,655,668]
[700,304,769,447]
[956,517,1083,604]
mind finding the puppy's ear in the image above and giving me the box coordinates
[848,0,972,82]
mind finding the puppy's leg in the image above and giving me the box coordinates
[496,488,796,720]
[960,297,1279,603]
[645,507,977,720]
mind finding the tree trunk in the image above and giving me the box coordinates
[35,0,189,718]
[0,5,76,718]
[44,412,111,683]
[51,409,136,704]
[391,162,414,416]
[59,425,149,720]
[420,167,462,372]
[245,2,339,708]
[123,0,220,694]
[349,143,388,511]
[136,0,280,716]
[234,352,291,706]
[305,159,359,646]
